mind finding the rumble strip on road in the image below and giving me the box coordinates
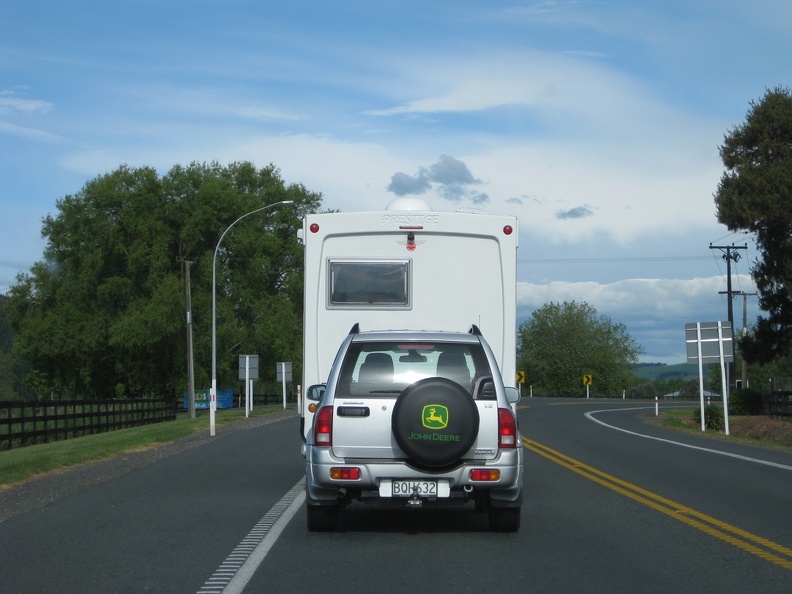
[197,478,306,594]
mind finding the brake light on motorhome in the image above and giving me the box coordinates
[310,223,320,233]
[503,225,513,235]
[314,406,334,446]
[498,408,517,448]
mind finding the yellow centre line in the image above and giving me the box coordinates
[523,436,792,572]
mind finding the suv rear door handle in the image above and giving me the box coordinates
[337,406,371,417]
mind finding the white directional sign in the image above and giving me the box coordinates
[239,355,259,380]
[685,321,734,363]
[684,321,732,435]
[276,361,292,382]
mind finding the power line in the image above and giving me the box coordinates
[518,256,711,264]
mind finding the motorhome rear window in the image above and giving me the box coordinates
[328,260,410,307]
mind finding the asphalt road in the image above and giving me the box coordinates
[1,413,306,593]
[2,399,791,593]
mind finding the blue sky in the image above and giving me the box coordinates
[2,0,789,363]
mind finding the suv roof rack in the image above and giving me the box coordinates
[469,324,482,336]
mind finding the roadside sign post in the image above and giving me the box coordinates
[516,371,526,398]
[685,321,734,434]
[277,362,292,409]
[239,355,259,418]
[583,374,593,398]
[717,323,730,436]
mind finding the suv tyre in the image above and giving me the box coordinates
[488,506,521,532]
[391,377,480,468]
[306,501,339,532]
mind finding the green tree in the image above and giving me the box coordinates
[652,375,688,398]
[626,382,656,399]
[0,296,17,400]
[714,87,792,364]
[7,162,322,399]
[517,301,643,397]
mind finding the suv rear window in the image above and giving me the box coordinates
[336,341,492,398]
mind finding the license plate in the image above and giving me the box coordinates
[380,480,437,497]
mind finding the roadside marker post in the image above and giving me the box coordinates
[210,389,216,436]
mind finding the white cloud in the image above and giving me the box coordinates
[234,105,302,122]
[59,149,125,176]
[517,275,756,362]
[363,49,697,140]
[0,121,62,143]
[365,51,621,120]
[0,95,54,114]
[518,276,752,317]
[348,46,731,243]
[466,139,724,244]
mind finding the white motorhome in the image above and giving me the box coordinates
[298,197,518,440]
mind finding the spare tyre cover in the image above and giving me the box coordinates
[392,377,480,468]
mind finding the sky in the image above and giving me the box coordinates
[1,0,789,364]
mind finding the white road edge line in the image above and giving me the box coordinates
[585,406,792,472]
[197,477,306,594]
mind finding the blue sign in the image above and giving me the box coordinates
[184,388,233,409]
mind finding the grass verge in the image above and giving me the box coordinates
[658,408,792,451]
[0,407,291,489]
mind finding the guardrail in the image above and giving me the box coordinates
[0,398,177,451]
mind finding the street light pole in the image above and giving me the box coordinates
[211,199,294,435]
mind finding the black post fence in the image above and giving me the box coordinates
[0,398,178,451]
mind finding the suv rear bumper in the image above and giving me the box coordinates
[306,444,523,506]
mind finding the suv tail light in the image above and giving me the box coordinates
[314,405,334,447]
[330,467,361,480]
[498,408,517,449]
[470,468,501,481]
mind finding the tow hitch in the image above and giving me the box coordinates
[406,485,423,508]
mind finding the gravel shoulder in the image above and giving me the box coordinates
[727,415,792,447]
[0,410,297,524]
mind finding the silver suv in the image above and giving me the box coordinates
[305,324,523,532]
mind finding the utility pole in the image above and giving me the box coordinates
[710,243,747,392]
[710,243,747,327]
[733,291,757,389]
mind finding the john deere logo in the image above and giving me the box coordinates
[422,405,448,429]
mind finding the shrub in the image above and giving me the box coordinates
[626,382,656,399]
[692,404,724,431]
[728,388,763,415]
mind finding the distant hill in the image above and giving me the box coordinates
[631,362,700,382]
